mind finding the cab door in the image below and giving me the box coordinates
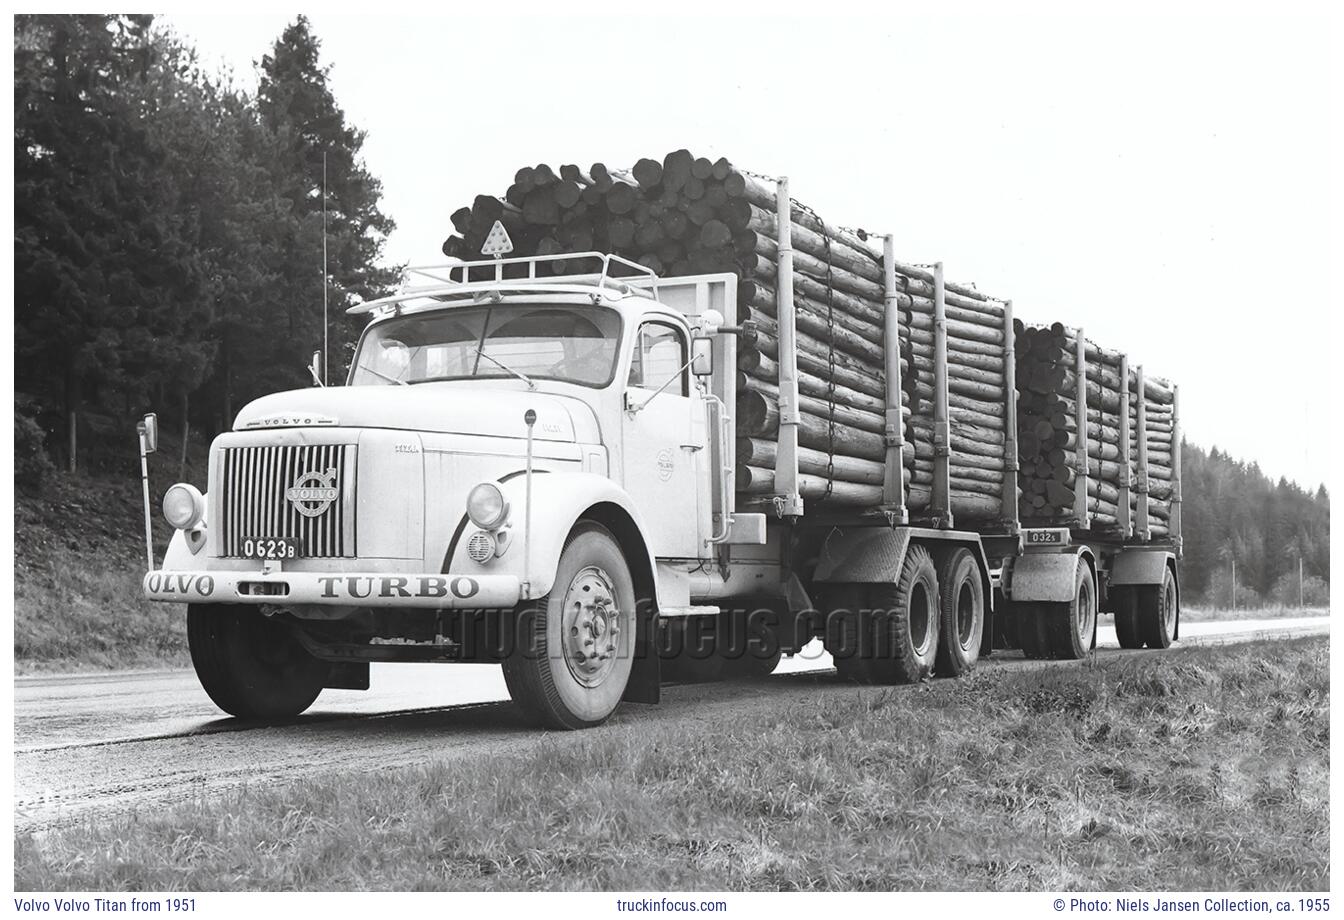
[621,319,704,559]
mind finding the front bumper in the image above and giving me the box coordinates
[143,569,522,609]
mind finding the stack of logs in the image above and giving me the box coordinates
[1132,373,1177,537]
[1014,322,1175,534]
[440,149,1015,523]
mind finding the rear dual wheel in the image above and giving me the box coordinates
[826,545,982,683]
[936,548,984,678]
[1113,567,1177,650]
[1018,562,1097,660]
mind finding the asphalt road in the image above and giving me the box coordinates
[13,615,1328,834]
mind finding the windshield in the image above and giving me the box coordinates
[349,304,623,388]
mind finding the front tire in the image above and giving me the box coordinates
[502,523,636,729]
[187,604,330,720]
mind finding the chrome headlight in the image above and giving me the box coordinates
[466,482,509,530]
[162,483,205,530]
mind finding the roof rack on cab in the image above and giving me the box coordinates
[347,252,660,316]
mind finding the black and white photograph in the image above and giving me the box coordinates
[7,2,1336,908]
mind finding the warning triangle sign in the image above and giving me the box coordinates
[481,220,514,257]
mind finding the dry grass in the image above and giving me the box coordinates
[15,636,1328,892]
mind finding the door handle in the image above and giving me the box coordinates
[679,444,703,452]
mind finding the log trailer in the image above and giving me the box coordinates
[140,180,1182,730]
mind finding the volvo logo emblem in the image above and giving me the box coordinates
[242,413,338,429]
[286,468,339,518]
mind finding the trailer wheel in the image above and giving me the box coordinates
[1015,603,1052,660]
[1138,567,1178,649]
[188,604,330,720]
[1047,562,1097,660]
[1111,588,1145,649]
[502,523,636,729]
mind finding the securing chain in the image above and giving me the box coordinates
[739,167,783,184]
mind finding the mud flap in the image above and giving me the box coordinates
[1008,551,1084,603]
[622,598,661,704]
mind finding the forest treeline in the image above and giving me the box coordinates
[1180,443,1328,607]
[14,14,396,478]
[11,16,1327,607]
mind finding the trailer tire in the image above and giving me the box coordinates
[1112,588,1145,649]
[1138,567,1178,650]
[935,548,984,678]
[1015,603,1052,660]
[1046,562,1097,660]
[187,604,330,720]
[502,523,636,729]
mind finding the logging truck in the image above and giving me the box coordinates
[139,182,1182,730]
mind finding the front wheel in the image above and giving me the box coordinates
[188,605,331,720]
[502,523,636,729]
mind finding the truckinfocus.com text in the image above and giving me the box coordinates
[615,898,729,912]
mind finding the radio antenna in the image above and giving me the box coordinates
[322,150,329,384]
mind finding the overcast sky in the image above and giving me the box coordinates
[163,7,1337,491]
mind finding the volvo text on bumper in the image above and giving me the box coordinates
[143,570,522,608]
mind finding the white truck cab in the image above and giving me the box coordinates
[144,252,758,729]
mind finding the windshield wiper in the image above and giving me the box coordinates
[475,348,537,390]
[355,363,408,386]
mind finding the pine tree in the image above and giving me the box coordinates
[15,14,159,471]
[253,16,398,393]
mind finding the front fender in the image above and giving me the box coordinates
[445,472,660,605]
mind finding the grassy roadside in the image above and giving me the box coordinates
[14,433,207,673]
[16,636,1328,891]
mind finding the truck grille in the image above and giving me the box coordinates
[216,444,356,558]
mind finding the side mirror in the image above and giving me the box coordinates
[308,351,324,387]
[691,337,713,377]
[138,413,158,454]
